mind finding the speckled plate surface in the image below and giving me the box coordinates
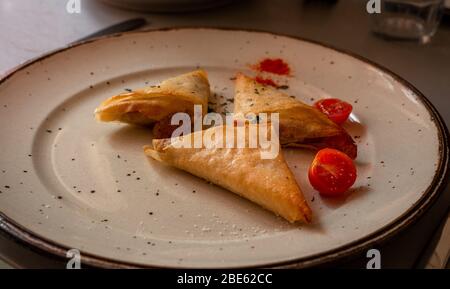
[0,28,448,268]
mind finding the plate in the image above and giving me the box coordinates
[0,28,448,268]
[100,0,235,12]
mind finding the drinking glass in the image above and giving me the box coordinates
[371,0,445,43]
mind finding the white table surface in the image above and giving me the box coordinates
[0,0,449,269]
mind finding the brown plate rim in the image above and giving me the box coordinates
[0,27,448,269]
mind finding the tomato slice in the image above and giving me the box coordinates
[314,98,353,124]
[308,148,357,197]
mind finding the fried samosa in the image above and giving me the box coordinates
[234,73,357,159]
[95,70,210,138]
[144,124,312,223]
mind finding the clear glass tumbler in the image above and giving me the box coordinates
[371,0,445,43]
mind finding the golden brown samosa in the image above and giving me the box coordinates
[95,70,210,138]
[144,124,312,223]
[234,73,357,159]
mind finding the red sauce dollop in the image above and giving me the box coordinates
[255,58,291,75]
[255,76,278,88]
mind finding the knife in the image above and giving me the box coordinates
[70,18,147,44]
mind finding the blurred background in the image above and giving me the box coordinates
[0,0,449,268]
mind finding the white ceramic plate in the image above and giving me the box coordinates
[0,28,448,268]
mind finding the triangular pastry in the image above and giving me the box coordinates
[95,70,210,138]
[144,124,312,223]
[234,73,357,159]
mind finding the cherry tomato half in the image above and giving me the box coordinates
[314,98,353,124]
[308,148,357,197]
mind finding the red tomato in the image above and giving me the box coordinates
[314,98,353,124]
[308,148,357,197]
